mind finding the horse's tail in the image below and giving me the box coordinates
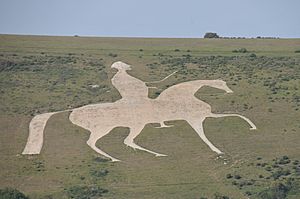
[22,109,70,155]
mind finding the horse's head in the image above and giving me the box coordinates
[111,61,132,71]
[212,80,233,93]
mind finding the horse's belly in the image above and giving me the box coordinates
[69,103,121,130]
[154,99,211,121]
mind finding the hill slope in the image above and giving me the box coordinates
[0,35,300,198]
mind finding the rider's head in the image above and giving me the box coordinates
[111,61,132,71]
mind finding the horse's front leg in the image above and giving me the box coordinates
[187,119,223,155]
[154,121,174,129]
[209,113,257,130]
[124,125,167,157]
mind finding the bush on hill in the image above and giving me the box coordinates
[257,182,291,199]
[232,48,248,53]
[67,185,108,199]
[0,188,29,199]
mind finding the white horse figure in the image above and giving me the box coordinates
[22,61,256,162]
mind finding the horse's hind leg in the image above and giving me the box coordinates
[124,125,167,157]
[187,119,223,155]
[87,129,120,162]
[210,113,257,130]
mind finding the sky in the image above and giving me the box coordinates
[0,0,300,38]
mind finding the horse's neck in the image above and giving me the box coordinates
[157,80,217,99]
[157,80,203,100]
[201,80,227,92]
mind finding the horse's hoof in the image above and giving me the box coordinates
[155,154,167,157]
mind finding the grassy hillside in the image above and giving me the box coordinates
[0,34,300,199]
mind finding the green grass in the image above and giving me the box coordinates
[0,34,300,198]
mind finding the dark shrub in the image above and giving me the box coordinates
[245,191,252,196]
[265,166,272,172]
[257,182,291,199]
[277,156,291,165]
[213,193,230,199]
[90,169,109,178]
[94,157,109,162]
[108,53,118,57]
[259,174,264,178]
[292,160,299,165]
[234,174,241,179]
[232,181,238,186]
[272,169,291,180]
[0,188,29,199]
[232,48,248,53]
[226,174,233,179]
[282,156,289,160]
[67,185,108,199]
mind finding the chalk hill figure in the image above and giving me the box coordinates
[22,61,256,161]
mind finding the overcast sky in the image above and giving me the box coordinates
[0,0,299,38]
